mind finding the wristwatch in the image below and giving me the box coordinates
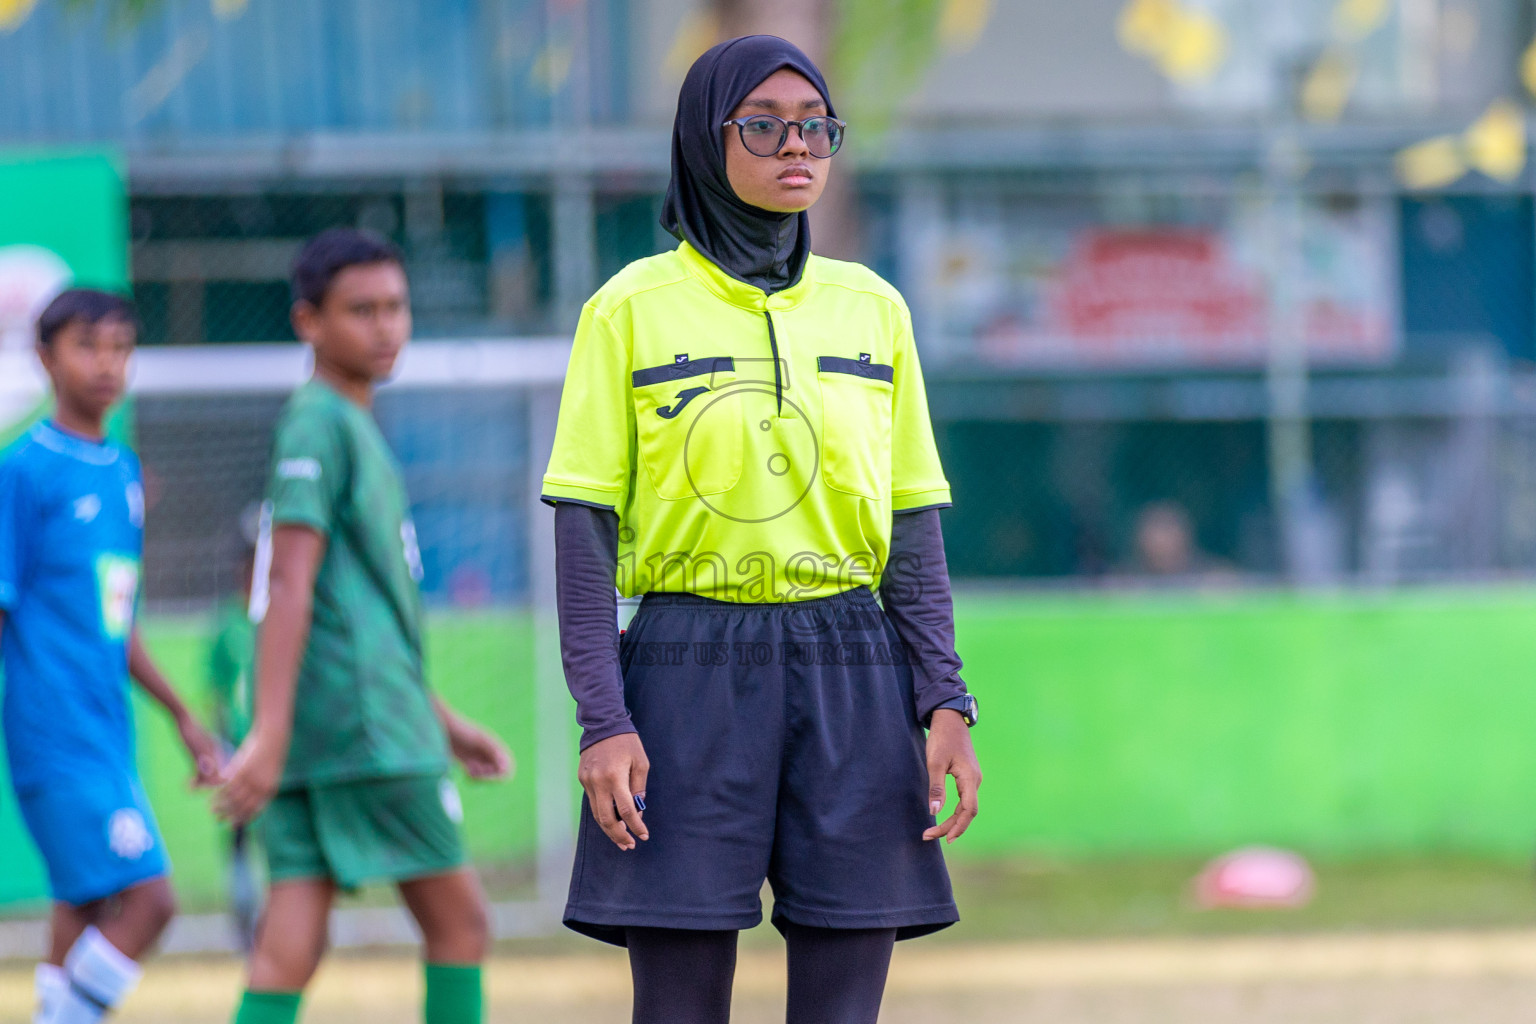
[929,694,978,728]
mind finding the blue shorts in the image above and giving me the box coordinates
[565,586,958,946]
[15,773,170,906]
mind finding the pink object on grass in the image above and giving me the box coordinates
[1194,847,1315,909]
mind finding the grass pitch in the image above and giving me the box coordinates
[7,855,1536,1022]
[11,929,1536,1023]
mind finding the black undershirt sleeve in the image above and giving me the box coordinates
[553,501,637,750]
[879,508,968,724]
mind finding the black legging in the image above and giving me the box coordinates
[627,924,896,1024]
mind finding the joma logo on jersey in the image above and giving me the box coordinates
[657,387,710,419]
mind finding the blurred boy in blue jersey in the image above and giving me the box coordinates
[0,289,222,1024]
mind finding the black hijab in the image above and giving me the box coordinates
[660,35,836,295]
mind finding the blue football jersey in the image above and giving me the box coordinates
[0,421,146,793]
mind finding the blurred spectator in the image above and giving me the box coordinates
[1126,501,1234,585]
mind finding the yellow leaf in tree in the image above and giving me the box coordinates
[939,0,993,54]
[531,41,574,94]
[0,0,37,34]
[1157,8,1227,83]
[1520,38,1536,102]
[1463,98,1526,182]
[1117,0,1181,57]
[1301,49,1357,123]
[1396,136,1466,190]
[663,10,719,81]
[1332,0,1390,41]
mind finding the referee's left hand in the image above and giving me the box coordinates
[578,731,650,851]
[923,710,981,844]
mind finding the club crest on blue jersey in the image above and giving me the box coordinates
[107,808,155,861]
[73,494,102,523]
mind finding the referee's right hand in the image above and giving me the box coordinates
[578,732,651,850]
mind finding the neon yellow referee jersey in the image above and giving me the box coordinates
[542,241,951,603]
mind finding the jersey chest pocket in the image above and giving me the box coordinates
[817,356,894,500]
[632,356,744,500]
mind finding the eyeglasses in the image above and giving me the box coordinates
[721,114,846,159]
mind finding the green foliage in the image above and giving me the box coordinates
[831,0,948,141]
[59,0,163,25]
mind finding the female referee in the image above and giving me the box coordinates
[541,34,981,1024]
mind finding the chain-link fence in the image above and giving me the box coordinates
[905,177,1536,586]
[135,386,533,610]
[934,365,1536,585]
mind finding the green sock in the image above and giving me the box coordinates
[424,962,483,1024]
[232,989,303,1024]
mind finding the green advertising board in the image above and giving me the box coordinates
[0,150,127,910]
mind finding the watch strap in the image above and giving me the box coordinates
[928,694,977,727]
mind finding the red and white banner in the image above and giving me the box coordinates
[928,196,1397,370]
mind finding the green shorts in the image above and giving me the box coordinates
[260,774,466,890]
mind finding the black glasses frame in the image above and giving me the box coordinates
[721,114,847,158]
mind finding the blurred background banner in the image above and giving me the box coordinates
[0,151,126,445]
[4,0,1536,934]
[923,196,1397,371]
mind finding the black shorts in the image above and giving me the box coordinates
[564,586,959,946]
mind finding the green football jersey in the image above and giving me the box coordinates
[256,378,447,788]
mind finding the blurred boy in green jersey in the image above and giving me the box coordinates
[218,229,512,1024]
